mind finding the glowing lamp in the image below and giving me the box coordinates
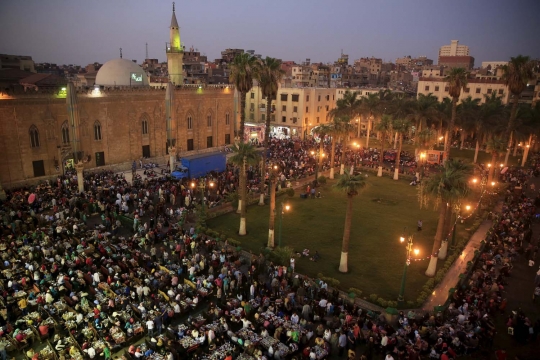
[491,181,495,186]
[285,204,290,211]
[191,182,195,188]
[400,236,405,243]
[472,178,477,183]
[414,249,419,256]
[465,205,471,211]
[487,163,491,168]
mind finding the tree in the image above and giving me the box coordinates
[502,55,537,165]
[360,93,381,148]
[443,68,469,163]
[410,93,438,144]
[267,165,278,247]
[333,170,366,272]
[486,137,507,183]
[254,57,285,205]
[434,98,452,146]
[313,124,332,180]
[329,90,362,139]
[229,143,261,235]
[229,53,257,143]
[327,116,352,179]
[374,115,393,177]
[421,160,472,276]
[391,117,411,180]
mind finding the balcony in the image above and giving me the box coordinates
[166,42,184,54]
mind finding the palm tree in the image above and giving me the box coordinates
[229,143,261,235]
[313,124,332,181]
[502,55,536,165]
[334,170,366,272]
[327,116,351,179]
[229,53,257,143]
[374,115,393,177]
[267,165,278,248]
[254,57,285,205]
[421,160,472,276]
[486,137,507,183]
[360,93,381,148]
[410,93,438,144]
[329,90,362,139]
[433,98,452,147]
[443,68,469,163]
[392,118,411,180]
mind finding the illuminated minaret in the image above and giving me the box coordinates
[166,2,184,85]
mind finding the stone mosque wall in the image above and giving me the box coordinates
[0,85,235,187]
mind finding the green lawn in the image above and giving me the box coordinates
[208,175,475,302]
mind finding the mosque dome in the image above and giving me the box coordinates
[95,58,149,86]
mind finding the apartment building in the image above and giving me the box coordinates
[417,77,510,104]
[245,85,338,139]
[439,40,469,59]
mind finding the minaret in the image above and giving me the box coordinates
[166,2,184,85]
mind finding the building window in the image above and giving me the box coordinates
[187,139,194,151]
[250,92,255,99]
[207,136,213,148]
[225,134,231,144]
[292,94,299,102]
[424,86,430,91]
[282,116,286,123]
[292,117,297,123]
[142,119,149,134]
[498,89,504,95]
[306,95,310,101]
[187,115,193,129]
[444,87,449,92]
[282,105,286,111]
[306,107,309,113]
[29,125,40,148]
[207,114,212,127]
[318,95,321,101]
[317,106,321,112]
[464,88,470,93]
[326,95,330,101]
[249,113,254,120]
[280,94,288,101]
[305,118,308,124]
[476,88,481,94]
[325,105,329,111]
[271,115,275,122]
[61,121,70,144]
[316,117,320,123]
[487,89,492,94]
[261,114,265,121]
[94,121,102,140]
[435,86,439,92]
[293,106,298,113]
[225,112,230,125]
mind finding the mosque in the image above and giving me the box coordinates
[0,5,236,189]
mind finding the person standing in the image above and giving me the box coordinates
[338,331,347,357]
[417,220,423,231]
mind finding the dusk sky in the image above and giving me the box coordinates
[1,0,539,66]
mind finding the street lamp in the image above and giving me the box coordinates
[397,231,419,304]
[311,150,325,185]
[191,179,214,212]
[451,203,471,250]
[277,201,291,247]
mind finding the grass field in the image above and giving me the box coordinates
[207,175,476,302]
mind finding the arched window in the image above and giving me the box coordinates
[142,119,149,135]
[29,125,40,148]
[207,113,212,127]
[187,115,193,130]
[61,121,70,144]
[225,112,230,125]
[94,121,102,140]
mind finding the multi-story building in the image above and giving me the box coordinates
[0,54,36,73]
[244,85,338,140]
[417,77,510,104]
[438,40,469,59]
[438,56,475,70]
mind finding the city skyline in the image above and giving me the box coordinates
[1,0,539,66]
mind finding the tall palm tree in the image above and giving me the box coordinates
[410,93,438,144]
[392,118,411,180]
[329,90,362,138]
[486,137,507,183]
[229,53,257,143]
[313,124,332,180]
[327,117,351,179]
[502,55,536,165]
[434,98,452,146]
[254,57,285,205]
[334,170,366,272]
[443,68,469,163]
[421,160,472,276]
[360,93,381,148]
[374,115,393,177]
[229,143,261,235]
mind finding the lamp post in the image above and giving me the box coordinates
[191,178,214,212]
[418,152,426,180]
[277,201,291,247]
[451,203,471,250]
[397,232,419,305]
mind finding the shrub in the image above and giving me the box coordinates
[406,301,416,308]
[321,276,340,288]
[285,188,295,197]
[369,294,378,302]
[227,238,241,246]
[377,298,388,308]
[317,176,327,185]
[268,246,295,266]
[348,288,363,298]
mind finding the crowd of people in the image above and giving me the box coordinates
[1,138,539,360]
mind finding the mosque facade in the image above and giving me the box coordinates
[0,6,236,188]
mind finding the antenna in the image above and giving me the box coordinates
[146,43,148,59]
[173,2,175,12]
[120,48,123,59]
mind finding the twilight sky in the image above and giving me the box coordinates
[1,0,539,66]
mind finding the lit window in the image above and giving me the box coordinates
[187,115,193,130]
[142,119,149,134]
[94,121,102,140]
[61,121,70,144]
[29,125,40,148]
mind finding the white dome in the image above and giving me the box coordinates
[95,58,149,86]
